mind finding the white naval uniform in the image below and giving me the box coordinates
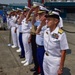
[15,23,21,49]
[43,26,69,75]
[6,16,11,29]
[36,25,47,45]
[21,18,32,64]
[9,16,18,47]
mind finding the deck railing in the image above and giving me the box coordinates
[44,0,75,2]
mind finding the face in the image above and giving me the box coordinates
[39,13,46,21]
[46,17,59,28]
[23,11,29,17]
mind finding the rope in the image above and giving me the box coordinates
[62,28,75,33]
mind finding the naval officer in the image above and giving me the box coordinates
[21,6,32,66]
[9,10,18,48]
[43,11,69,75]
[35,6,49,75]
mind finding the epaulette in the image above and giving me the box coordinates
[58,29,64,34]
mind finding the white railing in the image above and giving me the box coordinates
[44,0,75,2]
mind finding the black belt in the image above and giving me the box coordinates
[37,45,44,47]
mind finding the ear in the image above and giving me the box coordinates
[54,18,59,24]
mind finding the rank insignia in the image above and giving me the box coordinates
[58,29,63,34]
[52,33,59,39]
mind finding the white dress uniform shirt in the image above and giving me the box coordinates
[22,18,31,33]
[44,26,69,57]
[21,18,32,65]
[36,25,47,46]
[43,26,69,75]
[9,16,17,27]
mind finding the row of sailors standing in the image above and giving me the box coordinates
[6,2,69,75]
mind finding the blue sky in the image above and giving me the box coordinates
[0,0,27,4]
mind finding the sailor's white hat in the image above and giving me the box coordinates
[7,11,11,14]
[54,8,61,12]
[45,11,59,19]
[25,6,30,10]
[39,6,49,12]
[33,2,43,7]
[52,11,59,15]
[12,9,16,11]
[17,8,22,11]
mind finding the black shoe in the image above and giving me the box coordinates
[19,55,25,58]
[30,67,36,72]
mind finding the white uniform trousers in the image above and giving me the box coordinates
[22,33,32,63]
[11,27,18,46]
[16,28,21,49]
[43,54,61,75]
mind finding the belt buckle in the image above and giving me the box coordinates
[45,52,49,56]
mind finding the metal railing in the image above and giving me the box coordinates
[44,0,75,2]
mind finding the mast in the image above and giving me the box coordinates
[28,0,31,8]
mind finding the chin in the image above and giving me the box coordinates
[47,25,50,28]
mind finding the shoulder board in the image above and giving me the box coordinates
[58,29,64,34]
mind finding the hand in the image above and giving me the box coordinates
[40,15,46,21]
[40,16,46,26]
[14,28,17,33]
[57,68,63,75]
[31,6,39,15]
[31,6,39,11]
[28,37,31,43]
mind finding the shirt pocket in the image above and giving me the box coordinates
[51,38,60,47]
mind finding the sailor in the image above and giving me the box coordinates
[43,11,69,75]
[9,9,18,48]
[20,6,32,66]
[26,2,43,74]
[35,6,49,75]
[7,11,12,46]
[15,8,22,53]
[6,11,11,29]
[17,11,25,58]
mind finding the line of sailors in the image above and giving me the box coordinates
[6,2,69,75]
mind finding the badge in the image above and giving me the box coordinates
[52,33,59,39]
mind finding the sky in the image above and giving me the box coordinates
[0,0,27,4]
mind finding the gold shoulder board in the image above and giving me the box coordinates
[58,29,64,34]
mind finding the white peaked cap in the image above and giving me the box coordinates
[12,9,16,11]
[25,6,30,9]
[7,11,11,14]
[39,6,49,11]
[33,2,43,6]
[54,8,61,12]
[17,8,22,10]
[52,11,59,15]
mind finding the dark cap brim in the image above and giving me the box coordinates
[45,14,59,20]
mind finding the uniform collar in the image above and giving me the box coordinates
[50,26,59,35]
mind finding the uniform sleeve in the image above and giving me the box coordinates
[60,32,69,50]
